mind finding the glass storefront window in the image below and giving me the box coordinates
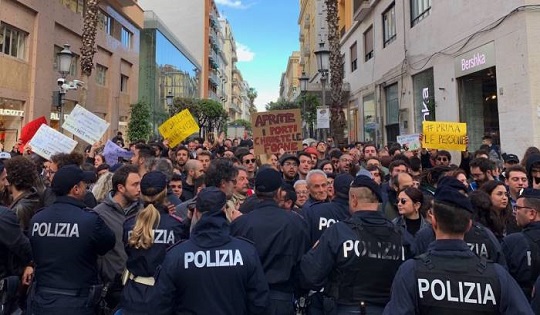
[363,94,376,143]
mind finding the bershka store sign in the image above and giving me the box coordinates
[454,42,495,77]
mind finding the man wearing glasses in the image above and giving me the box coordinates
[502,188,540,300]
[239,152,257,188]
[279,154,299,187]
[434,150,451,167]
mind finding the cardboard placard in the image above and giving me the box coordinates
[29,125,77,160]
[62,104,110,144]
[251,109,302,156]
[422,121,467,151]
[158,109,200,148]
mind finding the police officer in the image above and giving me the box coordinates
[384,178,532,314]
[231,168,310,314]
[502,188,540,299]
[28,165,115,314]
[415,177,506,266]
[300,175,404,315]
[120,171,187,314]
[153,187,269,314]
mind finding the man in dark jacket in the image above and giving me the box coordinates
[154,187,269,314]
[526,154,540,190]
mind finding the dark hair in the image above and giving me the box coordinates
[469,190,492,222]
[256,190,278,199]
[282,187,297,205]
[433,201,472,234]
[365,164,383,176]
[420,166,452,186]
[436,150,451,160]
[391,153,410,166]
[400,187,424,204]
[4,156,38,191]
[175,146,190,155]
[505,165,527,179]
[469,158,494,173]
[409,156,422,173]
[362,143,377,154]
[194,174,206,192]
[51,152,84,168]
[388,144,401,156]
[521,146,540,168]
[205,158,238,187]
[297,152,312,161]
[318,160,335,172]
[478,180,513,239]
[328,148,343,160]
[134,144,155,160]
[198,150,212,158]
[171,173,183,182]
[388,160,409,173]
[420,194,433,218]
[474,149,490,158]
[112,165,139,193]
[234,147,250,161]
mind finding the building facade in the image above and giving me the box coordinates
[139,10,200,136]
[0,0,143,148]
[279,51,301,102]
[342,0,540,155]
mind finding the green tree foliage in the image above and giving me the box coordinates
[265,99,299,111]
[247,87,258,114]
[172,98,228,136]
[127,100,152,142]
[230,119,252,131]
[299,93,320,136]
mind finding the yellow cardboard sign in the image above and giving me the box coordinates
[158,109,200,148]
[422,121,467,151]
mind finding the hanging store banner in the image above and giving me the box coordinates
[252,109,302,156]
[29,124,77,160]
[158,109,200,148]
[316,106,330,129]
[422,121,467,151]
[62,104,110,144]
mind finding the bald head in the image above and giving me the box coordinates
[394,172,413,192]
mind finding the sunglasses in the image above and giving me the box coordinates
[243,158,256,164]
[437,157,449,162]
[397,198,408,205]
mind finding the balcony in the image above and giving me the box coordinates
[353,0,380,22]
[209,72,220,87]
[208,90,219,101]
[303,14,310,29]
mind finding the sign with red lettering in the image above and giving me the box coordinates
[251,109,303,156]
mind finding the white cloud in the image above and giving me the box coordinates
[255,90,279,112]
[215,0,249,9]
[236,43,255,62]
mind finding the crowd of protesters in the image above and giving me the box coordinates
[2,130,540,314]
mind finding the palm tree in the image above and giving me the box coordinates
[325,0,344,144]
[247,87,258,114]
[79,0,100,107]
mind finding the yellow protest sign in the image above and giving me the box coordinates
[158,109,200,148]
[422,121,467,151]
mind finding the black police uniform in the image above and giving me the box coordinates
[304,196,350,247]
[383,239,533,314]
[153,208,269,314]
[501,221,540,298]
[415,222,507,267]
[28,195,115,315]
[120,205,187,314]
[231,199,310,314]
[301,211,404,315]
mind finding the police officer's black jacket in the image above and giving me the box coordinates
[502,221,540,298]
[300,210,404,307]
[231,199,310,293]
[0,206,32,278]
[10,187,42,234]
[304,196,349,246]
[29,196,115,290]
[153,211,269,315]
[415,222,507,267]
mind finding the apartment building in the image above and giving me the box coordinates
[0,0,143,148]
[220,17,241,119]
[341,0,540,155]
[279,51,301,102]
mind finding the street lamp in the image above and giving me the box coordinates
[314,42,330,139]
[299,71,309,137]
[57,44,74,131]
[166,90,174,116]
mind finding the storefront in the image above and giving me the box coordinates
[0,98,24,150]
[455,42,499,150]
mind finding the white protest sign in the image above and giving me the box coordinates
[317,106,330,129]
[29,125,78,160]
[103,140,133,165]
[62,104,110,144]
[397,133,421,151]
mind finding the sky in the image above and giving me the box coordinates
[215,0,300,111]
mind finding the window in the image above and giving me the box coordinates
[0,23,27,60]
[53,46,79,77]
[350,42,358,72]
[385,83,399,142]
[120,75,128,92]
[411,0,432,27]
[99,10,112,35]
[60,0,85,15]
[364,26,373,62]
[96,64,107,85]
[383,3,396,47]
[121,27,132,49]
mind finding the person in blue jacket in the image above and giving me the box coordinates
[300,175,404,315]
[28,165,115,315]
[120,171,187,314]
[154,187,269,315]
[502,188,540,299]
[384,177,533,314]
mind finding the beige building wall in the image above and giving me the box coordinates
[343,0,538,156]
[280,51,301,102]
[0,0,142,148]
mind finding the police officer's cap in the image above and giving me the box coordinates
[255,168,283,193]
[434,177,473,213]
[51,165,96,195]
[140,171,167,197]
[196,187,227,212]
[350,175,382,202]
[334,174,355,197]
[517,188,540,200]
[279,154,299,166]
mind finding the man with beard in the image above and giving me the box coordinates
[94,165,142,310]
[174,146,190,176]
[470,157,495,191]
[205,158,239,222]
[181,160,204,201]
[280,154,299,187]
[227,166,250,213]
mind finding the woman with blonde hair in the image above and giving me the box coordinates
[120,171,187,314]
